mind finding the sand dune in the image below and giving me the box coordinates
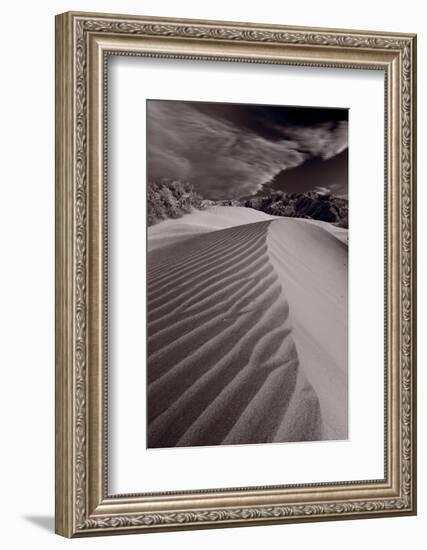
[268,219,348,439]
[147,207,347,448]
[148,206,275,251]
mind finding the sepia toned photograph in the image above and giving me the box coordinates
[55,11,416,537]
[146,99,349,449]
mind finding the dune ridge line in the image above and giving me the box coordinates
[147,215,327,448]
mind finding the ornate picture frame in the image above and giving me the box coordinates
[55,11,417,537]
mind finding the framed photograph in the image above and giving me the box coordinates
[55,11,417,537]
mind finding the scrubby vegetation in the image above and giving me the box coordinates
[147,180,348,228]
[213,190,348,228]
[147,180,205,226]
[242,190,348,228]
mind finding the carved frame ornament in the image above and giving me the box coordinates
[55,11,416,537]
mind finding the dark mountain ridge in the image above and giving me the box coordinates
[148,179,348,228]
[212,189,348,228]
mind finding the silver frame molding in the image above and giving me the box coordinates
[55,11,417,538]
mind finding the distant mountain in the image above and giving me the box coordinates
[148,179,348,229]
[214,190,348,228]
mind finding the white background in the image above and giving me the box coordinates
[109,58,384,493]
[0,1,424,548]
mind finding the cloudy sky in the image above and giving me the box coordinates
[147,100,348,200]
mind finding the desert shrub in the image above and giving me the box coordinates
[147,179,204,226]
[147,179,348,227]
[243,189,348,225]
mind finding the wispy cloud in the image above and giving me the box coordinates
[148,101,348,200]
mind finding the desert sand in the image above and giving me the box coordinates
[148,206,276,251]
[147,206,348,448]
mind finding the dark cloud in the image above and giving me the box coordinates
[268,149,349,198]
[147,100,348,200]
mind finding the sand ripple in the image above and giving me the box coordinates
[147,220,324,448]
